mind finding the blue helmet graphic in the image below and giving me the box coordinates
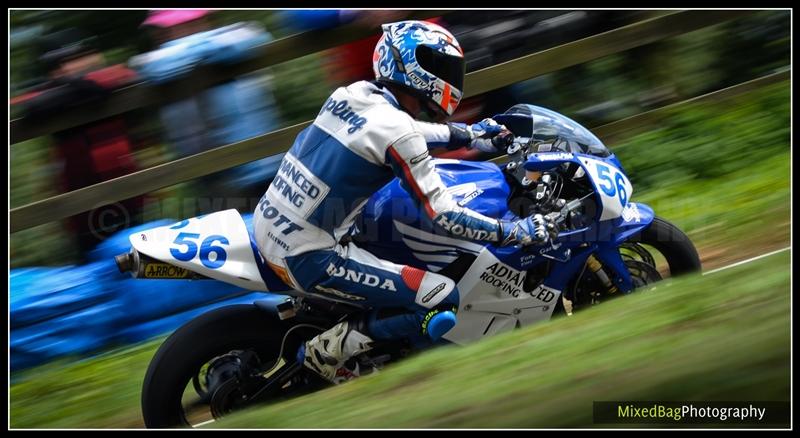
[373,20,466,118]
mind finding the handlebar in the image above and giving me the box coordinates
[492,131,516,151]
[499,133,595,244]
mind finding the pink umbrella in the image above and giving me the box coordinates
[142,10,211,28]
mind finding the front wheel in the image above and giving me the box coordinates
[626,216,702,277]
[564,216,700,312]
[141,304,324,428]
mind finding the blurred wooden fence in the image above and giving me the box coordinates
[12,9,782,233]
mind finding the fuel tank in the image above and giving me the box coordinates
[355,159,513,272]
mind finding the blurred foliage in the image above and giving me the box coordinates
[635,152,789,255]
[9,137,79,266]
[615,81,790,191]
[269,54,333,126]
[612,82,791,251]
[513,11,790,124]
[10,250,790,428]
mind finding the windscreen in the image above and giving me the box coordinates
[495,104,611,157]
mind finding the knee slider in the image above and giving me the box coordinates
[414,270,458,309]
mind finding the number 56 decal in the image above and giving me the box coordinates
[594,162,628,207]
[580,156,633,221]
[170,233,230,269]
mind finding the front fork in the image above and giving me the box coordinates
[537,242,635,314]
[592,241,635,293]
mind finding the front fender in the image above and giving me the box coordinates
[610,202,654,244]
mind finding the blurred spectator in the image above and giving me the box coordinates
[130,10,283,203]
[282,10,412,85]
[14,28,144,259]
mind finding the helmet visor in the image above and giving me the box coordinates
[415,45,465,91]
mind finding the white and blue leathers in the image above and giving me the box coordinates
[254,80,504,340]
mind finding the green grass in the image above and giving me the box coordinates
[633,152,790,252]
[215,250,790,429]
[10,341,161,428]
[10,250,790,428]
[615,80,791,257]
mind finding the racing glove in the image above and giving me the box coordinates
[499,214,559,247]
[447,118,511,152]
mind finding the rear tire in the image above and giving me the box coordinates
[141,305,300,428]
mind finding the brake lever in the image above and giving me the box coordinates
[550,192,593,230]
[534,173,554,201]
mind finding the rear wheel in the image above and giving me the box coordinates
[141,304,325,428]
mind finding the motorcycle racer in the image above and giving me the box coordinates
[254,20,556,383]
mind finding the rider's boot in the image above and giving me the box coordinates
[298,320,375,384]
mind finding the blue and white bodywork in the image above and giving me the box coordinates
[354,105,656,343]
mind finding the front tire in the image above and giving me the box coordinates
[634,216,702,276]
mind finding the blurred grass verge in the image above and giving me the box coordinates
[214,250,789,428]
[10,340,160,428]
[10,248,789,428]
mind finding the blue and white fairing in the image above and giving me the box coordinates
[358,152,652,271]
[357,104,657,287]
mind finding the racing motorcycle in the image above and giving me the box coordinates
[116,104,701,427]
